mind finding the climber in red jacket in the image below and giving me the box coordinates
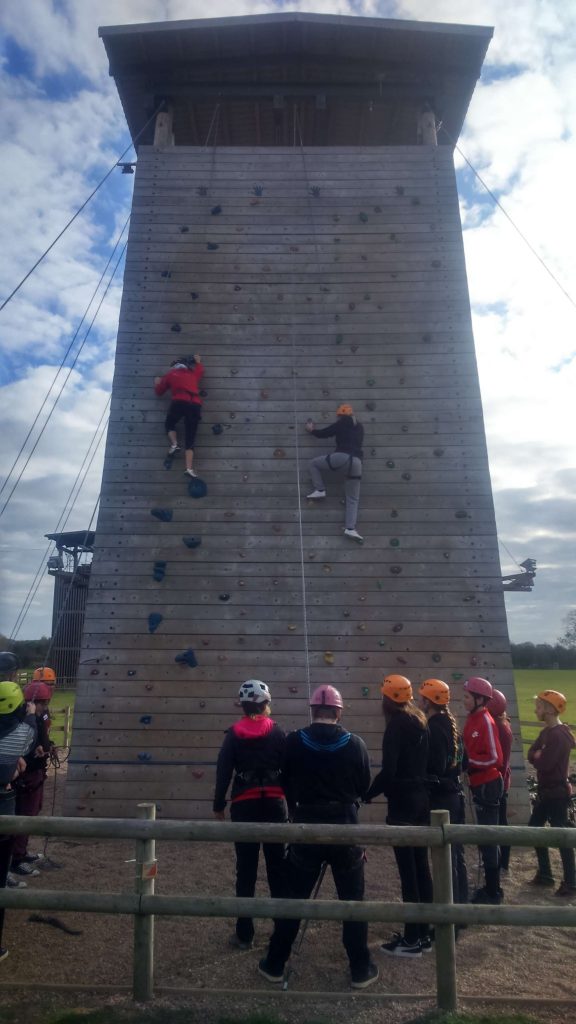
[462,676,503,905]
[154,355,204,478]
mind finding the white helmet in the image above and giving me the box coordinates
[238,679,271,704]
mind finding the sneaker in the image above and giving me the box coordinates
[229,934,253,951]
[22,852,45,864]
[0,948,9,964]
[344,528,364,543]
[351,961,379,989]
[471,886,502,905]
[380,933,422,958]
[10,862,40,877]
[420,935,434,954]
[258,958,284,983]
[6,873,27,889]
[306,490,326,500]
[555,881,576,897]
[528,873,555,887]
[168,444,180,455]
[184,468,197,478]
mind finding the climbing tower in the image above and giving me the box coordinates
[66,13,526,819]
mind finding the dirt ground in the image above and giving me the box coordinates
[1,767,575,1024]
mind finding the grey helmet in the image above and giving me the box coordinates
[238,679,271,704]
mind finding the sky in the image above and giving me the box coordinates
[0,0,574,644]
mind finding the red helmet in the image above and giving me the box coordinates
[24,681,52,702]
[487,689,507,717]
[463,676,493,699]
[310,685,343,709]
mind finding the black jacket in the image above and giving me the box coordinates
[427,713,463,796]
[213,716,286,812]
[311,416,364,459]
[283,723,371,824]
[367,711,429,824]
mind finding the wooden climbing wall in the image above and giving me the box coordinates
[65,144,525,820]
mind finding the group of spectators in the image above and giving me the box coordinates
[213,674,575,986]
[0,653,55,963]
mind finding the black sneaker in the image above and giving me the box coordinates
[529,873,555,887]
[230,934,253,951]
[380,932,422,957]
[351,961,379,989]
[22,852,45,865]
[420,935,433,954]
[258,958,284,983]
[471,886,502,905]
[0,948,8,964]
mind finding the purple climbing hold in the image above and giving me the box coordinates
[175,649,198,668]
[392,623,403,633]
[151,508,173,522]
[148,613,163,634]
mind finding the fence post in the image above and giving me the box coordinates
[63,706,71,748]
[430,808,457,1012]
[133,802,156,1002]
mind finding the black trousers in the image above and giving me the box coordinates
[392,845,433,944]
[498,791,510,871]
[430,790,469,904]
[230,797,288,943]
[471,778,503,894]
[0,792,16,950]
[266,842,370,974]
[529,796,576,885]
[165,400,201,449]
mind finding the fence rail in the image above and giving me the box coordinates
[1,809,575,1010]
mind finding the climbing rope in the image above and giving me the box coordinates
[0,101,164,314]
[0,233,128,522]
[0,214,129,509]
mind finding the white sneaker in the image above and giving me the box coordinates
[168,444,180,455]
[344,528,364,543]
[6,873,27,889]
[306,490,326,500]
[184,469,197,478]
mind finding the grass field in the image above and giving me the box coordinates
[48,688,75,746]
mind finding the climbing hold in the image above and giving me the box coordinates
[224,512,235,519]
[180,226,189,233]
[359,595,366,602]
[386,460,395,469]
[151,508,173,522]
[432,653,442,664]
[362,687,370,697]
[163,454,174,470]
[148,613,163,634]
[260,389,269,399]
[470,656,479,667]
[188,478,208,499]
[211,205,222,215]
[145,684,153,691]
[349,302,356,311]
[451,672,463,681]
[343,610,350,618]
[401,424,409,433]
[335,334,343,344]
[366,401,375,412]
[289,686,298,694]
[323,651,334,665]
[350,344,358,353]
[161,270,171,279]
[197,186,208,196]
[183,536,202,549]
[138,752,152,762]
[190,292,199,300]
[455,510,469,519]
[401,472,412,481]
[90,669,99,676]
[288,624,297,632]
[219,593,231,602]
[462,594,475,602]
[171,323,181,333]
[207,242,219,251]
[374,205,382,213]
[378,640,387,648]
[390,511,399,521]
[422,333,432,343]
[234,285,242,292]
[333,237,341,244]
[433,448,445,457]
[310,185,321,197]
[218,655,227,663]
[396,357,405,366]
[192,769,204,779]
[357,623,367,632]
[336,357,343,365]
[376,581,383,590]
[411,197,421,206]
[390,539,400,547]
[139,715,152,725]
[230,368,238,376]
[358,212,368,223]
[253,185,264,196]
[175,649,198,668]
[152,561,166,582]
[396,657,408,665]
[320,286,331,293]
[273,448,286,459]
[212,423,224,435]
[364,293,371,301]
[392,623,403,633]
[390,566,402,575]
[322,564,332,574]
[390,233,397,241]
[361,255,368,261]
[431,259,441,268]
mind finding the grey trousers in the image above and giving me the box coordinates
[309,452,362,530]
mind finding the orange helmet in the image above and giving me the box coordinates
[381,674,413,703]
[536,690,566,715]
[336,404,354,417]
[32,666,56,684]
[419,678,450,706]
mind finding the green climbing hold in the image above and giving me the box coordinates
[359,212,368,223]
[335,334,343,344]
[362,687,370,697]
[367,378,375,387]
[451,672,463,681]
[390,539,400,547]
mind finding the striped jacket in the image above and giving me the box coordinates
[0,715,37,787]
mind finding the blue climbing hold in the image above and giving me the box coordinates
[138,752,152,762]
[139,715,152,725]
[148,613,163,634]
[188,477,207,499]
[175,648,198,668]
[183,536,202,549]
[152,560,167,582]
[207,242,219,251]
[171,323,182,333]
[163,455,174,470]
[212,423,224,435]
[151,508,173,522]
[190,292,199,300]
[211,205,222,215]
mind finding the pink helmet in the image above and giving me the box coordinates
[463,676,493,699]
[487,689,507,717]
[24,681,52,702]
[310,685,343,709]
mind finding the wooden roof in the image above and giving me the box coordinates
[99,12,493,147]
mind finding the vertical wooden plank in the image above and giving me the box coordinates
[133,802,156,1001]
[430,808,457,1012]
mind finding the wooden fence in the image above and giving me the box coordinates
[1,809,576,1010]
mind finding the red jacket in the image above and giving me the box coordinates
[463,707,503,787]
[154,364,204,404]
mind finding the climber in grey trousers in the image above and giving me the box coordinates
[305,403,364,543]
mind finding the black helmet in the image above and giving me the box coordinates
[0,651,19,674]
